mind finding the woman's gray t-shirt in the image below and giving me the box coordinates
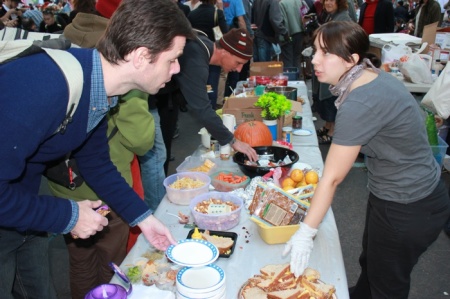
[333,71,440,203]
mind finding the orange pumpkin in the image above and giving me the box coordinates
[234,121,273,147]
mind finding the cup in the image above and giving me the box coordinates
[255,85,266,96]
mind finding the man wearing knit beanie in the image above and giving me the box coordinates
[219,28,253,60]
[157,28,258,166]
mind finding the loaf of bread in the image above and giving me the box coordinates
[241,265,336,299]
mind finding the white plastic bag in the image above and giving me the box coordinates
[398,54,433,84]
[421,63,450,119]
[381,43,412,64]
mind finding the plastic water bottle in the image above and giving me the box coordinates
[425,110,439,146]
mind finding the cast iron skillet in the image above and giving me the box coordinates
[233,146,299,178]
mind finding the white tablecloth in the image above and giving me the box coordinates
[113,81,350,299]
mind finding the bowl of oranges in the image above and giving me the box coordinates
[280,163,320,193]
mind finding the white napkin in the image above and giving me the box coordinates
[128,285,175,299]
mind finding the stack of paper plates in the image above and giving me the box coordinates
[166,239,225,299]
[176,264,226,299]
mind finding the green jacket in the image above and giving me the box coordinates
[48,90,155,201]
[279,0,304,36]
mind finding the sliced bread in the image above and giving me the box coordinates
[267,285,310,299]
[242,286,268,299]
[201,230,234,254]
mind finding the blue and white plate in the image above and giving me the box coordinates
[292,129,313,136]
[177,264,226,295]
[166,239,219,267]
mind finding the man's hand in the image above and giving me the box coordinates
[231,139,258,161]
[138,215,177,250]
[71,200,108,239]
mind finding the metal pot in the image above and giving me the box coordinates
[266,86,297,101]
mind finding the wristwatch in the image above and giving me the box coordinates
[229,137,237,146]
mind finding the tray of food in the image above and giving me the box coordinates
[238,264,336,299]
[186,228,238,258]
[124,250,181,292]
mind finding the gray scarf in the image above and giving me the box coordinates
[330,58,380,109]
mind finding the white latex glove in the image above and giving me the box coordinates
[282,222,318,277]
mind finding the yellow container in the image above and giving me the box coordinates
[250,217,300,244]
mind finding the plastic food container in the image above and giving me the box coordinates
[256,223,300,244]
[176,156,217,175]
[271,74,288,86]
[189,192,243,231]
[210,171,250,192]
[431,136,449,168]
[164,172,211,205]
[283,67,299,81]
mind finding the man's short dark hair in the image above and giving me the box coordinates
[97,0,195,64]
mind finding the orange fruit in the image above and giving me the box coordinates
[305,171,319,184]
[290,169,304,183]
[282,185,295,192]
[281,177,296,189]
[296,178,307,188]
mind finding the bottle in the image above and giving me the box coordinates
[431,59,443,76]
[425,110,439,146]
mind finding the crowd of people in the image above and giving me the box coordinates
[1,0,450,299]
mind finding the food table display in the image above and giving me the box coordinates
[112,81,350,299]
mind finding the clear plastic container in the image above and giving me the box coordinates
[210,170,250,192]
[431,136,449,168]
[189,191,243,231]
[176,156,217,175]
[163,172,211,205]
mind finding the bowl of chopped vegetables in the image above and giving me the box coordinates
[233,146,299,178]
[163,172,211,205]
[210,170,250,192]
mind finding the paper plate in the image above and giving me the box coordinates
[176,264,225,293]
[292,129,312,136]
[166,239,219,267]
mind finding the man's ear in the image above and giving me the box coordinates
[132,47,152,68]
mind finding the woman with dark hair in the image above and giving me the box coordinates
[313,0,353,144]
[283,21,450,299]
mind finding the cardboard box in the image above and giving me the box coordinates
[250,61,284,77]
[223,96,303,138]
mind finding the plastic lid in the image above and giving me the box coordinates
[109,262,132,295]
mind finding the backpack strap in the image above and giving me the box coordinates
[0,39,83,134]
[193,29,211,59]
[43,47,83,134]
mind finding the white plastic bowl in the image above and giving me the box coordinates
[163,172,211,205]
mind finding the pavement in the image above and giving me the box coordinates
[46,80,450,299]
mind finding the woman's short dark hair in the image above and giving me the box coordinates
[97,0,195,64]
[322,0,348,12]
[313,21,381,67]
[72,0,96,14]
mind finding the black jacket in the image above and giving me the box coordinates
[359,0,395,34]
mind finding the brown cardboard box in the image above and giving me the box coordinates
[250,61,284,77]
[222,96,303,138]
